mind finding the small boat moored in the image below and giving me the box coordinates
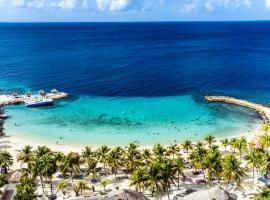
[25,98,54,108]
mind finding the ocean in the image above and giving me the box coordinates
[0,21,269,146]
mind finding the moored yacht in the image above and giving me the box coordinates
[25,97,54,108]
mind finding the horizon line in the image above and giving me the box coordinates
[1,19,270,23]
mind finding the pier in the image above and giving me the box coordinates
[205,95,270,123]
[0,91,69,107]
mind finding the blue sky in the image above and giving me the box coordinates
[0,0,270,22]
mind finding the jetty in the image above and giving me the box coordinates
[0,90,69,107]
[205,95,270,123]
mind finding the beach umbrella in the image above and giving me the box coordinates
[182,187,235,200]
[11,92,19,97]
[25,91,32,97]
[51,88,59,94]
[9,171,22,183]
[38,90,46,97]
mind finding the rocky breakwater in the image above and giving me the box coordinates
[205,95,270,124]
[0,91,69,107]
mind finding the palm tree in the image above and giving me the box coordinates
[0,174,7,188]
[17,145,33,167]
[76,180,88,195]
[35,146,51,158]
[167,144,180,159]
[221,154,246,187]
[259,134,270,151]
[0,150,13,174]
[101,179,109,192]
[141,149,152,165]
[108,146,123,177]
[182,140,193,155]
[40,153,57,195]
[205,134,215,147]
[245,150,262,179]
[262,123,270,135]
[96,145,110,170]
[189,142,207,176]
[125,143,141,173]
[173,155,186,190]
[234,137,247,160]
[153,143,166,158]
[130,167,147,192]
[255,187,270,200]
[230,138,237,153]
[160,159,176,200]
[57,181,67,196]
[60,152,80,182]
[14,176,36,200]
[221,138,229,153]
[144,163,163,198]
[203,149,222,185]
[84,157,98,180]
[82,146,95,160]
[261,152,270,178]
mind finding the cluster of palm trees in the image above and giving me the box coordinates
[0,129,270,199]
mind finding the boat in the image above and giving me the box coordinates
[25,98,54,108]
[0,114,8,119]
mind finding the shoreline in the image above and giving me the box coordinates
[0,95,267,157]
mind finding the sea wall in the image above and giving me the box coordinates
[205,95,270,123]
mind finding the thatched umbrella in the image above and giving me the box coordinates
[25,91,32,97]
[182,187,235,200]
[51,88,59,94]
[38,90,46,97]
[11,92,19,97]
[9,171,22,183]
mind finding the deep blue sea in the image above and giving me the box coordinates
[0,22,269,146]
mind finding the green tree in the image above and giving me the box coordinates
[108,146,123,177]
[17,145,33,167]
[234,137,247,160]
[189,142,207,176]
[221,138,230,153]
[40,153,58,195]
[14,176,36,200]
[221,154,246,187]
[0,150,13,174]
[255,187,270,200]
[173,155,186,190]
[144,163,163,198]
[203,149,222,185]
[262,123,270,135]
[57,181,67,196]
[125,143,141,173]
[96,145,110,170]
[60,152,80,182]
[141,149,152,165]
[74,180,88,196]
[167,144,180,159]
[85,157,98,180]
[245,150,262,179]
[130,167,147,192]
[153,144,166,158]
[182,140,193,155]
[101,179,109,192]
[82,146,94,159]
[205,134,215,148]
[160,159,176,200]
[0,174,8,187]
[261,152,270,178]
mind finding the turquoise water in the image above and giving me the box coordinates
[1,22,269,146]
[4,95,260,146]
